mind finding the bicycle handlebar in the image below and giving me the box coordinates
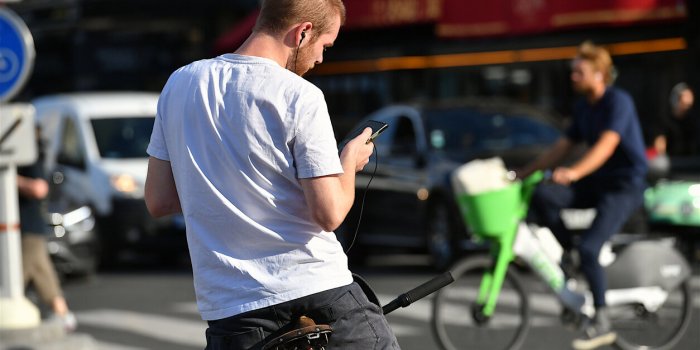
[382,272,454,315]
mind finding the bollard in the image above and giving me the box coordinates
[0,165,40,329]
[0,105,41,329]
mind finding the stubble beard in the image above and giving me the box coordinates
[287,46,315,77]
[572,81,590,95]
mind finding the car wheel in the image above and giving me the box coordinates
[427,202,454,270]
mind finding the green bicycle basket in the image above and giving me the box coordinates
[456,181,523,239]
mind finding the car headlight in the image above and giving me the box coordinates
[111,174,139,194]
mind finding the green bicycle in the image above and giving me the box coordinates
[431,171,693,350]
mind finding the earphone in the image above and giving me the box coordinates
[292,31,306,73]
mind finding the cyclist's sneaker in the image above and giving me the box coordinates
[572,308,616,350]
[572,326,616,350]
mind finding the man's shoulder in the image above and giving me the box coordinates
[164,58,216,82]
[278,73,324,101]
[176,57,222,73]
[607,86,634,103]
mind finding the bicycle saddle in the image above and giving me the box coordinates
[261,316,332,350]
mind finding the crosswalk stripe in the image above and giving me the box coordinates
[92,342,146,350]
[76,309,206,348]
[171,302,200,315]
[73,276,699,347]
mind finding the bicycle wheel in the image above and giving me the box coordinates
[432,255,530,350]
[611,280,693,350]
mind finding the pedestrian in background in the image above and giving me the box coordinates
[144,0,399,349]
[519,41,648,350]
[650,82,697,157]
[18,127,77,332]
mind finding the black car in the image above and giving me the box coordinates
[337,99,563,269]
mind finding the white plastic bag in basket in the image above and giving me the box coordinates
[451,157,512,195]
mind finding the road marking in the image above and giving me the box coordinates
[92,342,146,350]
[76,309,206,348]
[171,302,199,315]
[72,276,700,348]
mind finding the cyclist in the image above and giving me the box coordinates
[518,41,648,350]
[144,1,399,349]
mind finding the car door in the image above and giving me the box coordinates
[49,115,93,216]
[355,108,428,248]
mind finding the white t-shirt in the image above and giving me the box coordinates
[147,54,353,321]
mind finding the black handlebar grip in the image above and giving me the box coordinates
[382,272,454,315]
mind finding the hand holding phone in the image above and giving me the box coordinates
[338,120,388,153]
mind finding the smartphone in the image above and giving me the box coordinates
[338,120,389,152]
[362,120,389,144]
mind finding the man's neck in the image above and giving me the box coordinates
[234,32,291,68]
[586,83,607,105]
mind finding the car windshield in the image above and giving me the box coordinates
[91,117,154,159]
[424,107,560,158]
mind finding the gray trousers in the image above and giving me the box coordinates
[205,282,401,350]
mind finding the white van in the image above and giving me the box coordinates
[32,92,186,265]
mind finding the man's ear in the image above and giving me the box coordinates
[298,22,312,45]
[594,72,603,82]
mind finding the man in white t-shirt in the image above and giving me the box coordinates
[144,0,400,349]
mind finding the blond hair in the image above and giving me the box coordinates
[576,41,614,85]
[254,0,346,40]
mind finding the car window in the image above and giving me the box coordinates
[425,108,560,155]
[91,117,154,159]
[56,118,86,168]
[389,116,417,156]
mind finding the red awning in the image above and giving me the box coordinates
[344,0,440,28]
[437,0,687,38]
[212,1,687,53]
[213,9,259,55]
[212,2,441,54]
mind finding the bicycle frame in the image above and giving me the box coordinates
[477,221,585,317]
[471,171,585,317]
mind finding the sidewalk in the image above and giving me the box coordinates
[0,321,95,350]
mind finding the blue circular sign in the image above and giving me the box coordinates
[0,7,35,103]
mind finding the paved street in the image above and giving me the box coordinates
[43,254,700,350]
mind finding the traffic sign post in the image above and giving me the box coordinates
[0,105,40,329]
[0,6,40,330]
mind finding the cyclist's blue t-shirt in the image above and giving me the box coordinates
[566,87,648,182]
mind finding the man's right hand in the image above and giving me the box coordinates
[552,166,580,186]
[300,128,375,232]
[340,128,375,173]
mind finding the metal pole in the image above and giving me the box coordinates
[0,4,43,329]
[0,134,40,330]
